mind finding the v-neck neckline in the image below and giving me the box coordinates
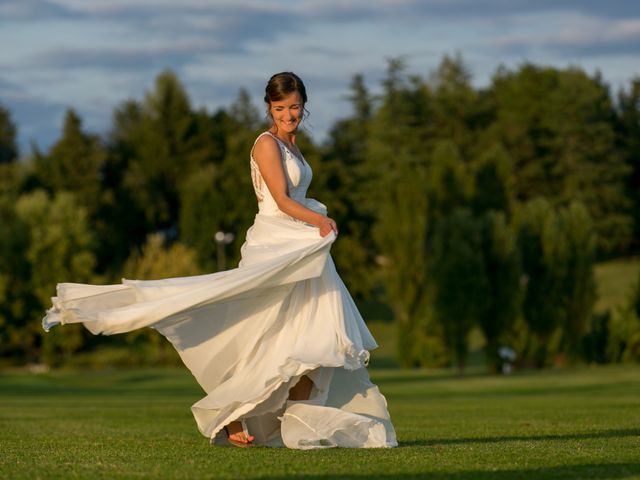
[266,132,306,165]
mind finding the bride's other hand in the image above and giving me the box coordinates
[319,217,338,237]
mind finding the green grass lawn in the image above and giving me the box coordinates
[1,365,639,479]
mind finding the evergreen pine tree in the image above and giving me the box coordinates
[34,109,105,216]
[0,105,18,164]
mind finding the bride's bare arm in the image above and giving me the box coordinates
[252,136,337,237]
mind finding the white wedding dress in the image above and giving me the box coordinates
[43,131,397,449]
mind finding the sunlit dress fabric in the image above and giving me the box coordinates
[43,131,397,449]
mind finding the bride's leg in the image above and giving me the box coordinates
[224,375,313,445]
[288,375,313,401]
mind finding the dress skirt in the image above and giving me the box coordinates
[43,213,397,448]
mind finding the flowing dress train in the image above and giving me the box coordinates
[43,131,397,449]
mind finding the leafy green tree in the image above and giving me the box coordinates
[0,105,18,163]
[472,144,516,218]
[14,190,96,365]
[557,202,597,358]
[517,198,597,365]
[121,233,202,361]
[581,311,611,364]
[467,142,522,370]
[622,269,640,362]
[488,65,631,255]
[179,164,221,269]
[634,269,640,321]
[430,208,488,370]
[123,233,202,280]
[367,59,434,366]
[424,140,479,365]
[616,77,640,251]
[517,198,565,366]
[429,53,479,155]
[0,163,33,362]
[606,269,640,363]
[426,140,472,222]
[318,74,377,300]
[372,157,430,366]
[477,211,523,371]
[3,60,635,370]
[206,90,266,267]
[95,100,149,274]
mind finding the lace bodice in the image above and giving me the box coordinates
[250,132,315,218]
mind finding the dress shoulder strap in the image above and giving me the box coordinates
[253,131,274,145]
[253,131,284,147]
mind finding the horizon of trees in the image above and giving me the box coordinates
[1,55,640,370]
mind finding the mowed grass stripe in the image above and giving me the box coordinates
[0,366,639,479]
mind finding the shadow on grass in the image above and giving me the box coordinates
[375,373,637,398]
[0,377,202,398]
[400,427,640,447]
[260,463,640,479]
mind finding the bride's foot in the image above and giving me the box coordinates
[225,421,254,448]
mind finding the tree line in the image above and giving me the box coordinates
[1,55,639,370]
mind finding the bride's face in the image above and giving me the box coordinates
[270,91,303,134]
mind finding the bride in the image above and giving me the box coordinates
[43,72,397,449]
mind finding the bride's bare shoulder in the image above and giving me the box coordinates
[252,133,280,162]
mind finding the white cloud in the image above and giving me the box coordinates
[2,0,640,153]
[488,12,640,56]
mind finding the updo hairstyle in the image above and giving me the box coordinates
[264,72,309,122]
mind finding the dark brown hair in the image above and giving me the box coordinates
[264,72,308,106]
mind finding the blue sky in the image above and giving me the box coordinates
[1,0,640,155]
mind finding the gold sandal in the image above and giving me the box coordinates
[224,420,254,448]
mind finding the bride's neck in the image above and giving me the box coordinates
[271,129,296,145]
